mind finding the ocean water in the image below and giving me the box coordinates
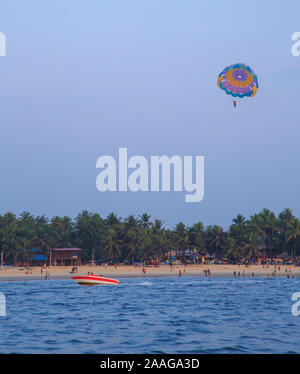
[0,277,300,353]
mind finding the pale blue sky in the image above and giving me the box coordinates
[0,0,299,228]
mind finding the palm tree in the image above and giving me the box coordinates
[106,213,121,226]
[226,237,241,264]
[229,214,247,247]
[139,219,170,261]
[188,222,205,251]
[34,215,50,248]
[75,211,103,263]
[247,214,266,255]
[15,212,37,265]
[243,233,263,259]
[287,219,300,259]
[173,222,189,260]
[103,228,122,261]
[205,225,226,257]
[124,215,141,260]
[50,216,73,247]
[278,208,295,255]
[138,213,151,230]
[258,209,278,256]
[15,236,33,265]
[0,212,17,265]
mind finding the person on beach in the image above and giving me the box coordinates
[179,270,182,278]
[207,269,210,276]
[142,266,146,274]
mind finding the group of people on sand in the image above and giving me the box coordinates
[70,266,78,274]
[140,265,186,278]
[266,264,294,278]
[233,270,250,277]
[232,265,295,278]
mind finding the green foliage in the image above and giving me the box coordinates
[0,208,299,265]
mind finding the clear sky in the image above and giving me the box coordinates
[0,0,299,229]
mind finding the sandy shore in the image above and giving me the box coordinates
[0,264,299,281]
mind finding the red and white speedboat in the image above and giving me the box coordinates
[72,274,120,286]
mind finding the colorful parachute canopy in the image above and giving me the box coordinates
[217,63,258,98]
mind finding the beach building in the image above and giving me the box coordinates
[50,248,82,266]
[32,254,48,266]
[15,248,48,267]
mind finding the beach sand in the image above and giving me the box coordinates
[0,264,299,281]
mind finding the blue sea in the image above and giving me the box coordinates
[0,277,300,353]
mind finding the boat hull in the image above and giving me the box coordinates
[72,275,120,286]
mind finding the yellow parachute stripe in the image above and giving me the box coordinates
[250,85,257,97]
[217,75,223,88]
[226,69,254,88]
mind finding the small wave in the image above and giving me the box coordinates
[43,339,58,345]
[68,339,83,344]
[139,281,153,286]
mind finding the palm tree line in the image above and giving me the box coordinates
[0,208,299,265]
